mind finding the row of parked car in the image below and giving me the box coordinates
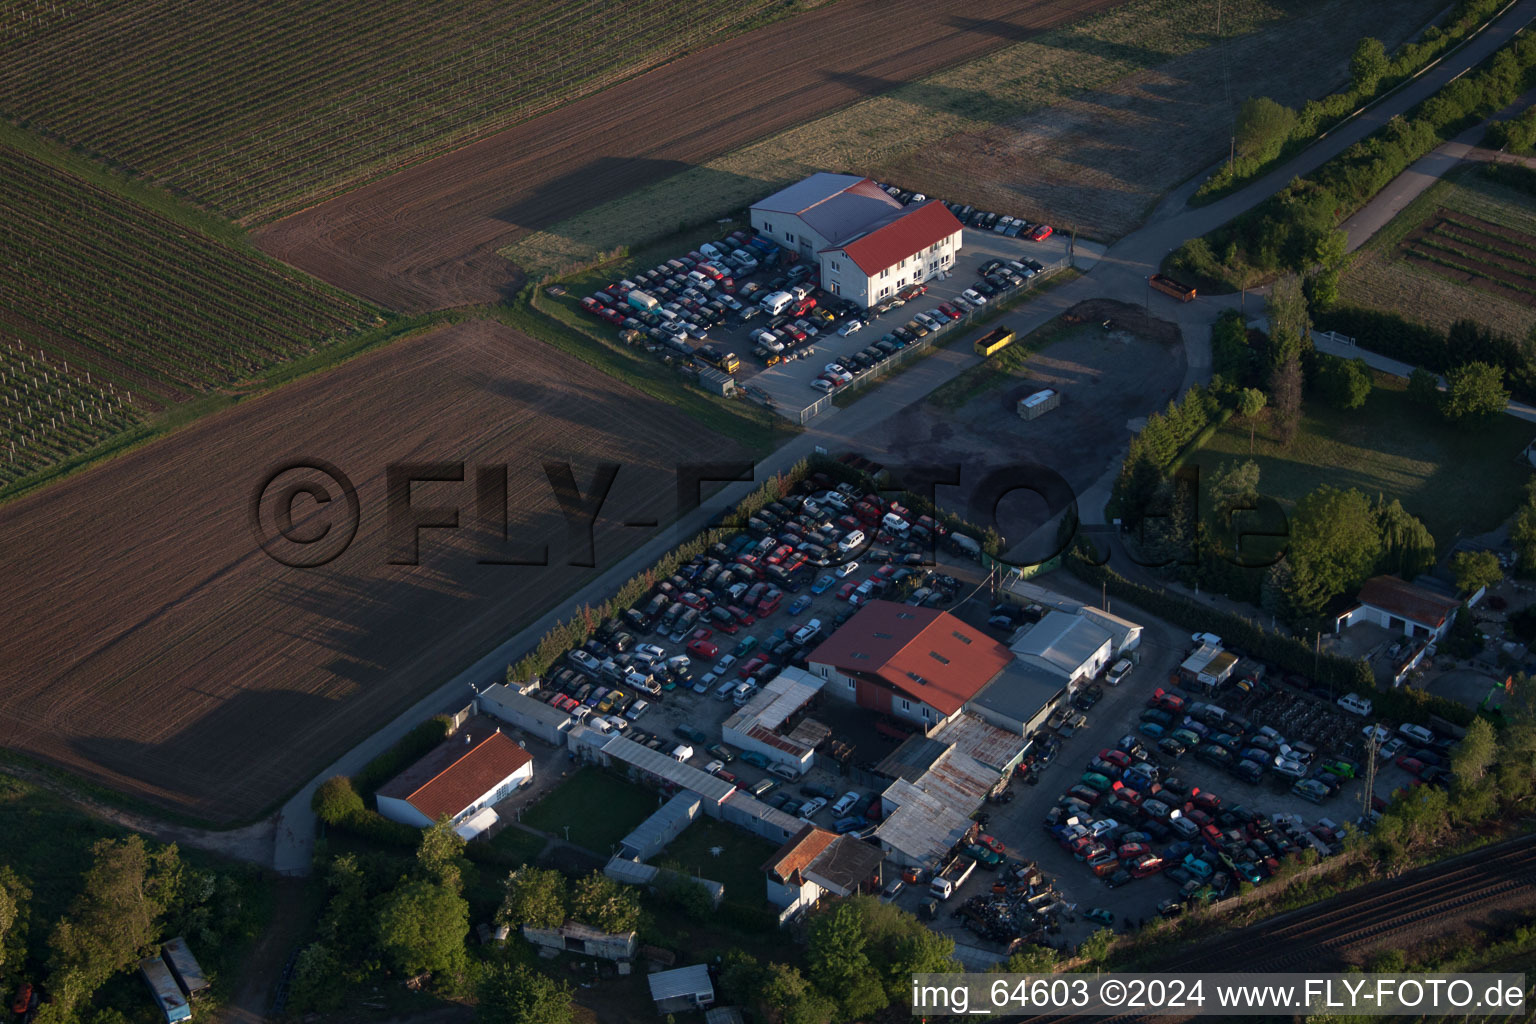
[873,180,1054,241]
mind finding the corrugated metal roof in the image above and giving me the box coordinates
[602,735,736,804]
[723,668,822,733]
[1011,611,1112,677]
[751,173,901,245]
[722,789,804,832]
[618,792,700,856]
[875,778,971,865]
[804,835,885,895]
[911,746,995,808]
[875,736,948,782]
[478,683,573,729]
[933,712,1029,774]
[970,660,1064,725]
[648,964,715,1002]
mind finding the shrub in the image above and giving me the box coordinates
[353,716,451,801]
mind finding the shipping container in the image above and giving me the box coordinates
[161,937,210,998]
[973,326,1015,357]
[1016,388,1060,421]
[140,957,192,1023]
[1148,274,1196,302]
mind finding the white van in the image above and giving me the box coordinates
[1336,693,1374,717]
[760,290,794,316]
[837,530,866,554]
[1398,722,1434,745]
[881,512,909,536]
[715,679,738,701]
[831,791,859,816]
[671,744,694,762]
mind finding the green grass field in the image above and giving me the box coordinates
[656,816,778,910]
[1185,372,1534,548]
[504,0,1295,275]
[1340,164,1536,340]
[520,767,662,855]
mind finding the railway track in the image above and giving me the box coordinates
[1016,833,1536,1023]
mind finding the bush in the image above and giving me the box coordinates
[312,775,365,825]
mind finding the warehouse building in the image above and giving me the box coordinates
[874,777,974,869]
[1337,575,1462,641]
[721,667,825,775]
[966,660,1067,736]
[806,601,1012,728]
[749,173,964,308]
[375,717,533,838]
[476,682,573,746]
[1010,610,1113,685]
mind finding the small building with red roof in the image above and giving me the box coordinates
[375,716,533,837]
[805,601,1012,728]
[1337,575,1462,641]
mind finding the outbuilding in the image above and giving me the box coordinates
[375,717,533,837]
[647,964,716,1014]
[1010,611,1113,685]
[1336,575,1461,641]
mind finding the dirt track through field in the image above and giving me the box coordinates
[254,0,1128,312]
[0,319,744,823]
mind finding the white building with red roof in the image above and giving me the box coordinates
[375,716,533,837]
[804,601,1012,728]
[749,174,964,308]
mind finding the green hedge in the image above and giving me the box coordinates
[352,716,451,802]
[1064,542,1475,727]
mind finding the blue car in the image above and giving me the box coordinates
[812,574,836,594]
[788,595,812,615]
[1140,722,1166,739]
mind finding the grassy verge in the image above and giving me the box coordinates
[502,0,1296,275]
[504,288,790,456]
[1183,370,1533,546]
[656,816,778,910]
[521,768,662,854]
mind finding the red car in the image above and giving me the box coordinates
[1117,842,1150,861]
[1030,223,1054,241]
[1193,791,1223,812]
[687,639,720,659]
[976,833,1006,855]
[1147,687,1184,712]
[1098,749,1132,769]
[678,591,709,610]
[836,582,857,601]
[12,984,32,1016]
[726,604,756,626]
[1396,755,1426,775]
[1129,854,1165,878]
[738,655,768,679]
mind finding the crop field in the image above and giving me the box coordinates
[255,0,1127,310]
[0,141,378,405]
[501,0,1434,276]
[1400,208,1536,306]
[0,342,143,490]
[0,0,798,222]
[1340,166,1536,339]
[0,319,747,824]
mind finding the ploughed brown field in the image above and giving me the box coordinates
[0,320,744,823]
[1402,207,1536,307]
[254,0,1129,312]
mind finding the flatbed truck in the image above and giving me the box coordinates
[929,854,977,900]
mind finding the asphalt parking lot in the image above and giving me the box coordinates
[744,229,1103,418]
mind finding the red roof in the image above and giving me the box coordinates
[805,601,1012,715]
[1356,576,1460,628]
[377,717,532,822]
[762,824,837,884]
[828,201,964,276]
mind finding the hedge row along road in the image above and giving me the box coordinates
[0,0,793,222]
[252,0,1132,312]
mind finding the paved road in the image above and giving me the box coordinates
[255,0,1536,874]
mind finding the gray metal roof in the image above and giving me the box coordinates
[1011,611,1112,676]
[751,173,902,245]
[969,660,1065,725]
[648,964,715,1002]
[618,792,700,857]
[875,778,972,865]
[932,712,1029,774]
[478,683,573,729]
[875,735,948,782]
[602,735,736,804]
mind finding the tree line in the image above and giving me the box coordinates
[1195,0,1512,201]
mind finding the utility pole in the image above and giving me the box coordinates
[1361,732,1379,822]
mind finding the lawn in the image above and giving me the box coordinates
[655,816,779,911]
[1340,164,1536,340]
[504,0,1305,273]
[520,767,663,855]
[1184,372,1534,549]
[487,823,549,865]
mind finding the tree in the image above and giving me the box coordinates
[375,878,469,977]
[1407,367,1441,406]
[417,817,467,889]
[1209,460,1261,525]
[1269,353,1304,446]
[1442,361,1508,425]
[568,872,640,934]
[1350,37,1390,93]
[0,867,28,973]
[47,837,184,1016]
[1376,499,1436,579]
[1442,603,1484,659]
[499,867,566,931]
[1317,355,1371,410]
[1285,486,1383,619]
[1003,945,1060,973]
[1513,492,1536,574]
[477,963,574,1024]
[759,963,837,1024]
[311,776,365,825]
[1235,387,1267,452]
[1266,274,1312,367]
[1306,229,1352,311]
[806,903,887,1020]
[1075,927,1115,967]
[1234,97,1297,164]
[1451,717,1499,783]
[1452,550,1503,595]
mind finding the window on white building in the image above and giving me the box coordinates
[830,260,840,272]
[785,232,796,243]
[941,253,952,265]
[832,283,841,295]
[922,707,932,720]
[847,678,855,690]
[900,698,911,712]
[764,221,773,233]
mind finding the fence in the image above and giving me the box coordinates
[791,255,1073,424]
